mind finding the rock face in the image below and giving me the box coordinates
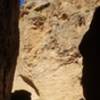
[0,0,19,100]
[13,0,100,100]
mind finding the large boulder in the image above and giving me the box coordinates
[14,0,100,100]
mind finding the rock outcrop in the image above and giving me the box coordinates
[0,0,19,100]
[13,0,100,100]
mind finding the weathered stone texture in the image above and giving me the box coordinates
[13,0,100,100]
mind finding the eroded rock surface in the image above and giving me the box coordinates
[13,0,100,100]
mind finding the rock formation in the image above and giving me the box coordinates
[0,0,19,100]
[13,0,100,100]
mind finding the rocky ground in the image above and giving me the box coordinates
[12,0,100,100]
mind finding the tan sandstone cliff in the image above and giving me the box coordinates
[12,0,100,100]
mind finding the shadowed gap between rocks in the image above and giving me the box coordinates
[0,0,19,100]
[79,6,100,100]
[11,90,31,100]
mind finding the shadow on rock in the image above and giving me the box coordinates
[79,6,100,100]
[11,90,31,100]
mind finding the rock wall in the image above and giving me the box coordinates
[14,0,100,100]
[0,0,19,100]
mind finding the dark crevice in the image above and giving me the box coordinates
[79,6,100,100]
[0,0,19,100]
[11,90,31,100]
[19,75,40,96]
